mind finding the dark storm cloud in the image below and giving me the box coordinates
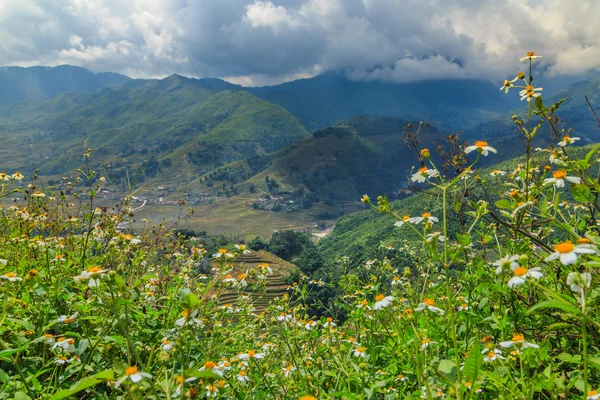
[1,0,599,85]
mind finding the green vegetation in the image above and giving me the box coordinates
[3,52,600,400]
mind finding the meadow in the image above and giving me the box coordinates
[2,52,600,400]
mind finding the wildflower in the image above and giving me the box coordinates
[52,337,76,352]
[234,243,251,254]
[492,255,520,275]
[426,232,445,243]
[411,167,439,183]
[205,384,218,398]
[567,272,592,293]
[304,319,317,330]
[175,309,202,327]
[394,215,411,227]
[420,337,435,350]
[458,303,469,311]
[499,333,539,349]
[490,169,506,177]
[500,79,513,94]
[545,241,596,265]
[465,141,497,156]
[12,172,24,181]
[213,248,233,259]
[74,266,107,287]
[31,191,46,198]
[323,317,336,328]
[411,212,438,224]
[57,312,78,324]
[544,170,581,188]
[416,298,445,315]
[0,272,22,282]
[361,194,370,204]
[237,370,250,384]
[55,356,71,365]
[421,148,430,159]
[299,396,317,400]
[507,265,543,288]
[558,135,580,146]
[519,85,543,101]
[282,364,296,377]
[588,390,600,400]
[277,312,293,322]
[373,294,394,310]
[520,51,542,62]
[200,361,223,377]
[353,346,367,357]
[161,338,174,352]
[483,349,505,362]
[238,350,265,360]
[395,374,408,382]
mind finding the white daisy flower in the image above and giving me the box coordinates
[519,51,542,62]
[411,167,440,183]
[492,255,520,275]
[483,349,505,362]
[238,350,265,360]
[499,333,539,349]
[545,241,596,265]
[373,294,394,310]
[465,141,497,156]
[353,346,367,357]
[507,265,543,288]
[544,170,581,188]
[558,135,580,147]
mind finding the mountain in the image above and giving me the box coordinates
[0,74,309,176]
[0,65,130,105]
[191,115,446,206]
[248,72,519,131]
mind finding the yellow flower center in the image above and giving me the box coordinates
[286,365,294,371]
[87,266,103,273]
[44,333,53,338]
[57,337,65,342]
[163,339,171,345]
[326,317,333,322]
[300,396,318,400]
[422,212,431,218]
[418,166,428,173]
[555,242,575,254]
[527,51,535,57]
[182,309,189,318]
[125,366,138,376]
[239,371,247,376]
[402,215,410,221]
[357,347,366,352]
[512,333,525,342]
[588,390,598,396]
[562,135,570,141]
[553,170,567,179]
[503,80,511,87]
[4,272,16,278]
[422,338,431,344]
[204,361,216,369]
[487,351,496,358]
[177,376,184,384]
[514,266,528,277]
[474,140,488,147]
[218,248,227,254]
[424,298,435,306]
[248,350,256,357]
[375,294,385,302]
[578,238,592,244]
[421,148,430,156]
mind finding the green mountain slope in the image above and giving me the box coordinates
[0,74,309,175]
[0,65,130,105]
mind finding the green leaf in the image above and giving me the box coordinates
[534,95,544,112]
[0,347,26,361]
[49,370,114,400]
[438,359,457,380]
[184,369,220,380]
[528,299,582,317]
[14,392,31,400]
[463,341,483,383]
[557,353,581,364]
[570,184,592,203]
[588,357,600,370]
[495,199,511,209]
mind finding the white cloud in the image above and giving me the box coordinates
[1,0,599,85]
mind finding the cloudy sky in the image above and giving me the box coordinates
[1,0,599,86]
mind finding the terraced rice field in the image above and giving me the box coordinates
[214,250,297,312]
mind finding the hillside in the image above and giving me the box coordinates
[248,72,518,131]
[0,74,309,176]
[0,65,130,105]
[316,145,598,264]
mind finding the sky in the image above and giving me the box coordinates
[1,0,600,86]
